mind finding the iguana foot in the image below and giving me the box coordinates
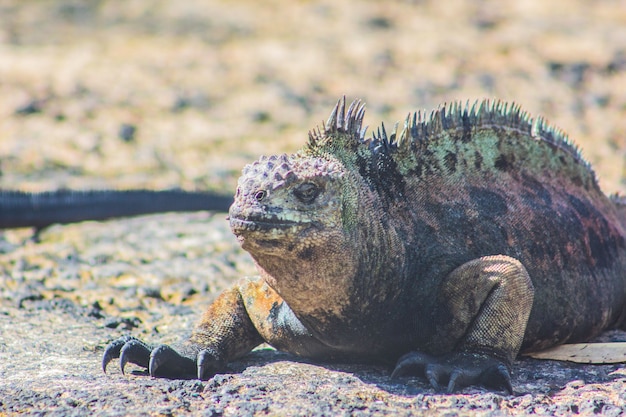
[102,336,224,379]
[391,351,513,394]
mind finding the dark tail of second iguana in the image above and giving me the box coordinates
[0,189,232,230]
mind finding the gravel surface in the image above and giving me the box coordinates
[1,0,626,415]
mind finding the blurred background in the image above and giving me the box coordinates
[1,4,626,413]
[1,0,625,194]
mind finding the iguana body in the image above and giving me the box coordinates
[103,98,626,393]
[0,189,232,229]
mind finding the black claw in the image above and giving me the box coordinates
[392,350,514,394]
[197,349,210,380]
[425,366,442,391]
[149,344,196,378]
[102,336,138,374]
[197,348,225,380]
[446,377,456,393]
[447,370,462,393]
[119,339,152,375]
[390,351,435,379]
[102,342,122,374]
[149,345,171,377]
[481,363,513,395]
[102,336,198,379]
[389,366,403,379]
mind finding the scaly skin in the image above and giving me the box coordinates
[103,98,626,394]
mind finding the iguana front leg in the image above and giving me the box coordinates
[102,277,331,379]
[392,255,534,394]
[102,281,264,379]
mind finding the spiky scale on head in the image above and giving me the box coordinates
[307,97,368,156]
[311,97,367,144]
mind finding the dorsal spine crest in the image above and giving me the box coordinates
[306,98,593,182]
[307,96,367,151]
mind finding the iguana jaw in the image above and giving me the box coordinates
[230,213,323,248]
[229,216,310,233]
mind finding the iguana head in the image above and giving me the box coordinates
[229,98,371,260]
[228,152,349,256]
[229,98,373,259]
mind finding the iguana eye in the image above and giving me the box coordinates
[293,182,320,204]
[254,190,267,201]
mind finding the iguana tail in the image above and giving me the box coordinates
[0,189,232,230]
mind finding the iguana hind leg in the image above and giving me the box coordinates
[393,255,534,393]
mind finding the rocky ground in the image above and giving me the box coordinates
[1,0,625,415]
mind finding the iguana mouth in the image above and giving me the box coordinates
[229,216,305,233]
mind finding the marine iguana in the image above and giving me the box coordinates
[102,98,626,394]
[0,189,232,230]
